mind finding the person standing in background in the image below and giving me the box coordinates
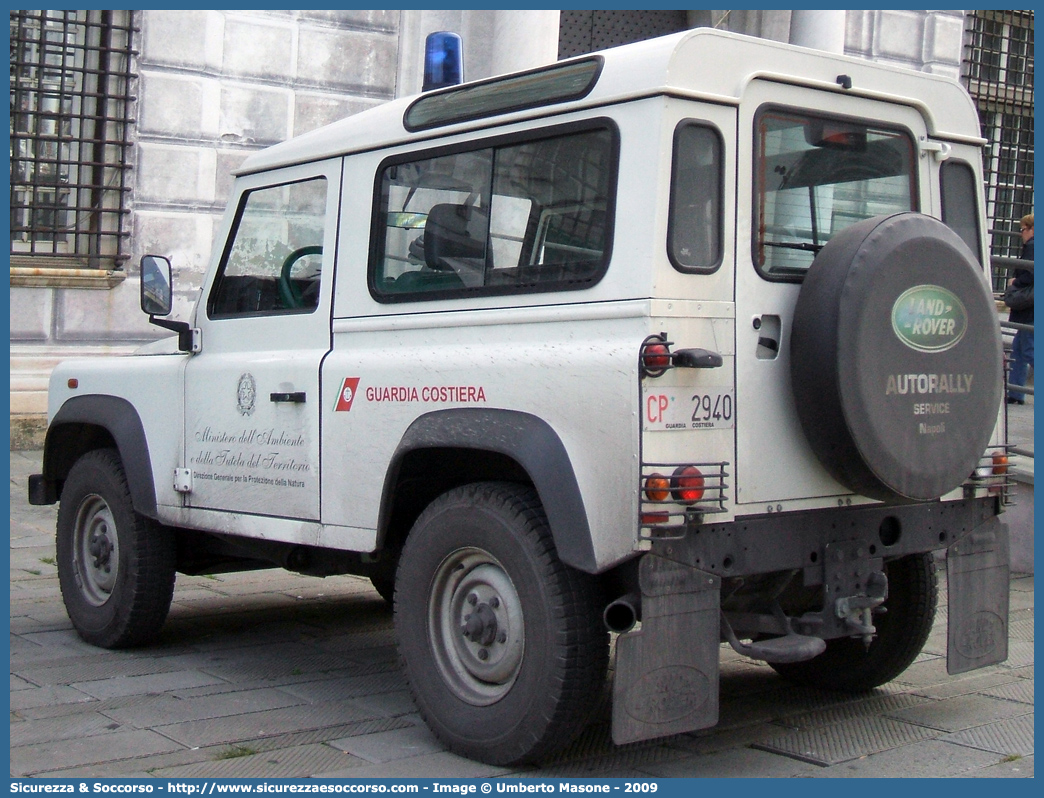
[1007,213,1034,404]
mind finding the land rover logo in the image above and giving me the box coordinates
[891,285,968,353]
[624,665,709,724]
[236,373,257,417]
[955,611,1005,660]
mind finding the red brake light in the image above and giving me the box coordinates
[672,465,705,504]
[642,343,671,371]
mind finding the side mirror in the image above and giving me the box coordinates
[140,255,173,316]
[139,254,198,352]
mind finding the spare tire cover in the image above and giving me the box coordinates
[790,212,1003,501]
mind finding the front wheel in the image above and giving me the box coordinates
[56,449,176,648]
[395,482,608,765]
[771,553,937,691]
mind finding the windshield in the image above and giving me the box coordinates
[753,109,916,278]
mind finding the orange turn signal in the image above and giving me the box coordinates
[645,473,670,502]
[992,453,1009,475]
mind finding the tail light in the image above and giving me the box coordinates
[642,344,671,372]
[640,511,671,525]
[672,465,705,504]
[641,334,672,377]
[989,452,1009,496]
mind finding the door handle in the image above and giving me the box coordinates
[754,314,781,360]
[270,392,306,403]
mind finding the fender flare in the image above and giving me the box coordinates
[379,408,597,573]
[43,395,159,518]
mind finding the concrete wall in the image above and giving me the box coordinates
[134,10,399,291]
[10,10,558,352]
[689,9,966,76]
[11,10,402,445]
[844,10,968,78]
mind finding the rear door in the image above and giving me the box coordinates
[734,81,930,507]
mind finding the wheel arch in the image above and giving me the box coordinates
[377,408,597,573]
[43,395,158,518]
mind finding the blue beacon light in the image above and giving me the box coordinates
[422,31,463,92]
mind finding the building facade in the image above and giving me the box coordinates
[8,9,1034,445]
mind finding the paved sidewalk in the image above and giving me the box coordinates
[10,450,1033,779]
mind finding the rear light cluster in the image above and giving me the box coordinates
[644,465,706,504]
[964,444,1014,503]
[641,466,706,526]
[639,462,729,530]
[641,333,724,377]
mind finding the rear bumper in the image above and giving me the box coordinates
[652,496,1001,579]
[611,499,1009,745]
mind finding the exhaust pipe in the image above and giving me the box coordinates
[603,593,641,633]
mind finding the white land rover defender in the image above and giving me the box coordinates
[31,30,1012,765]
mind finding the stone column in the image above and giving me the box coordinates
[789,9,846,54]
[490,10,560,77]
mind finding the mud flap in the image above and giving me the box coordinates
[612,554,720,745]
[946,516,1009,675]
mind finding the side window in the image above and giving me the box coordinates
[208,178,327,318]
[371,123,617,301]
[668,122,724,272]
[940,160,983,263]
[753,109,917,279]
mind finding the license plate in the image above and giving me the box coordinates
[643,387,735,431]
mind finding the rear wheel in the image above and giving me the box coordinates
[56,449,176,648]
[771,553,937,691]
[395,482,608,765]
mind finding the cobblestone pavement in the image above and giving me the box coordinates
[10,450,1033,779]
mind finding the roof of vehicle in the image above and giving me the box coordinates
[236,28,982,176]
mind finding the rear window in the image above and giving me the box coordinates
[370,122,617,302]
[668,122,724,273]
[753,108,917,280]
[940,160,983,263]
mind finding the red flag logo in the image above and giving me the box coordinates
[335,377,360,412]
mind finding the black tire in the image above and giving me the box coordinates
[771,553,937,691]
[395,482,608,765]
[791,213,1003,501]
[56,449,176,648]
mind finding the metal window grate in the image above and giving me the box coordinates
[961,10,1034,280]
[9,10,136,269]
